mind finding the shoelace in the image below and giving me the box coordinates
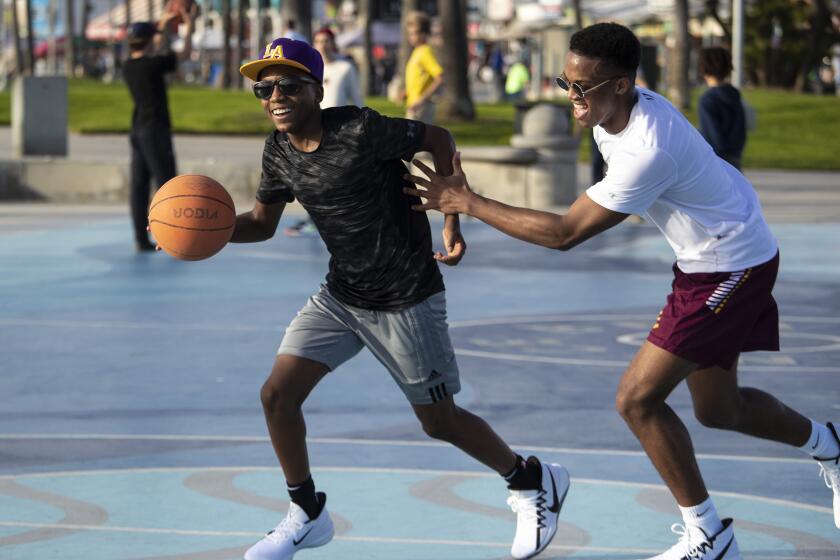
[666,524,711,559]
[265,512,304,544]
[507,491,542,523]
[820,462,840,494]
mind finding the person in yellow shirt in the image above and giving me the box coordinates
[404,11,444,123]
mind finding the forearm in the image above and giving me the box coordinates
[229,204,283,243]
[465,194,573,250]
[180,21,195,61]
[444,212,460,232]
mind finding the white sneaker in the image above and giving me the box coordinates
[244,492,334,560]
[507,459,570,559]
[642,518,740,560]
[815,421,840,528]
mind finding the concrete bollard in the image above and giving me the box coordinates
[510,103,579,205]
[11,76,69,157]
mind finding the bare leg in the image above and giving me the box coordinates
[412,396,518,474]
[616,342,708,506]
[260,354,330,484]
[687,361,811,447]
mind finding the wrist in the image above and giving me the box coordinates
[462,191,480,217]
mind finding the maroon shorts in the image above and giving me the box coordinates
[647,252,780,370]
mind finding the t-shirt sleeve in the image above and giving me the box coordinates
[585,147,677,215]
[361,107,426,162]
[420,46,443,78]
[255,138,295,204]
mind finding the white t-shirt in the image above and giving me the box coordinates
[587,87,777,273]
[321,59,363,109]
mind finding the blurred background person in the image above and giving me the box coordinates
[313,27,362,109]
[504,55,530,101]
[404,11,443,123]
[284,19,308,43]
[698,46,747,170]
[284,27,363,238]
[123,8,196,251]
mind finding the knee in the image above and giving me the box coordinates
[615,384,656,425]
[420,413,458,443]
[260,378,301,415]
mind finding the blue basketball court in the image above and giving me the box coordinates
[1,204,838,559]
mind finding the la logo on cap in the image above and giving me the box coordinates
[264,43,285,59]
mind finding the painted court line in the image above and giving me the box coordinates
[0,464,831,515]
[0,520,658,555]
[0,433,814,465]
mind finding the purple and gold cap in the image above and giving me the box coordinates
[239,38,324,82]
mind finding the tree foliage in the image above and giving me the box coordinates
[744,0,839,90]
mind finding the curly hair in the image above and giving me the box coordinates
[569,22,641,75]
[699,47,733,80]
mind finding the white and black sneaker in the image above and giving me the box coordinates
[507,458,570,559]
[244,492,334,560]
[642,518,740,560]
[814,421,840,528]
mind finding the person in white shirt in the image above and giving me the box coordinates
[313,27,362,109]
[284,27,365,238]
[403,22,840,560]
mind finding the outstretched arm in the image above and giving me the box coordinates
[229,200,285,243]
[404,152,628,251]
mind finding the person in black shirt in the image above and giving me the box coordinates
[698,47,747,170]
[233,38,569,560]
[123,9,195,251]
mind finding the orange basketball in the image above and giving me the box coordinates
[148,175,235,261]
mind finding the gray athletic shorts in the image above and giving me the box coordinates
[278,286,460,405]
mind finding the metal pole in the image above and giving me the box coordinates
[732,0,743,88]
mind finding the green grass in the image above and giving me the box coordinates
[1,79,838,169]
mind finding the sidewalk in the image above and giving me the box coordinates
[2,127,839,222]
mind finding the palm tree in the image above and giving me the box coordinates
[669,0,690,110]
[437,0,473,120]
[571,0,583,30]
[64,0,76,76]
[11,0,25,75]
[25,0,35,74]
[397,0,421,89]
[356,0,373,96]
[221,0,231,88]
[236,0,246,87]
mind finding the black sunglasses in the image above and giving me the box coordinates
[555,74,621,99]
[252,77,318,100]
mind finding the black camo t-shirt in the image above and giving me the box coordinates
[257,106,444,311]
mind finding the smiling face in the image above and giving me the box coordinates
[258,65,323,135]
[562,51,633,133]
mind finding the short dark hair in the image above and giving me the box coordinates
[406,11,431,35]
[569,22,641,76]
[699,47,732,80]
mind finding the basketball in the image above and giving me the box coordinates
[148,174,235,261]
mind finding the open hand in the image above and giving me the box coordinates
[403,152,474,215]
[434,227,466,266]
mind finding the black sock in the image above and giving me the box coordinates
[287,476,321,519]
[504,455,543,490]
